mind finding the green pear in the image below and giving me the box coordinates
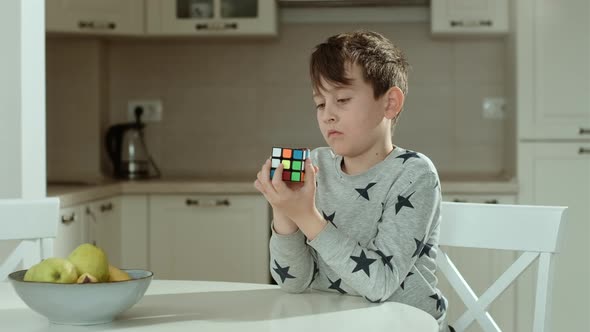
[23,258,78,283]
[67,243,110,282]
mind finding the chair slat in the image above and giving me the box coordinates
[0,198,59,240]
[440,202,567,252]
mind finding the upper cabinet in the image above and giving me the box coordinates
[46,0,145,35]
[431,0,508,36]
[146,0,278,36]
[517,0,590,139]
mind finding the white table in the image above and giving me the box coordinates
[0,280,439,331]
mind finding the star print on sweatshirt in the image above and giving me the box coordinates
[269,146,447,326]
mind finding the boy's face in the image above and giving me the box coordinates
[312,63,392,158]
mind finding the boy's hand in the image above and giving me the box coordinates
[254,158,326,240]
[254,159,301,234]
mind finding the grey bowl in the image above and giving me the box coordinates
[8,269,153,325]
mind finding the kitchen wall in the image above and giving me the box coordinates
[46,22,509,181]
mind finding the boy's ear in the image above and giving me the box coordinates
[383,86,404,120]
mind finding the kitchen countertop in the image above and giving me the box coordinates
[47,175,518,208]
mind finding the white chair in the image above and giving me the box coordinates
[437,201,568,332]
[0,198,60,281]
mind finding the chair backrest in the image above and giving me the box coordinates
[0,198,60,281]
[437,202,568,332]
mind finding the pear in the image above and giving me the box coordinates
[76,272,99,283]
[108,265,131,282]
[67,243,110,282]
[24,258,78,283]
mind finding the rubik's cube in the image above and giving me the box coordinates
[270,147,310,182]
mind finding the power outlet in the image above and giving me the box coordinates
[482,97,506,120]
[127,99,163,122]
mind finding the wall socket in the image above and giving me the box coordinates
[482,97,506,120]
[127,99,163,122]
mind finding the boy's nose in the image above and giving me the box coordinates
[321,105,337,123]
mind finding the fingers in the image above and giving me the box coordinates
[257,159,279,199]
[272,163,289,193]
[303,158,317,190]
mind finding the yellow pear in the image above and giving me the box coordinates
[76,272,99,283]
[67,243,110,282]
[24,258,78,283]
[108,265,131,282]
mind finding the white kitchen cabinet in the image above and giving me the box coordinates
[54,204,85,258]
[516,0,590,139]
[517,142,590,332]
[84,197,122,267]
[146,0,277,36]
[46,0,144,35]
[438,193,517,332]
[83,195,149,270]
[431,0,508,36]
[149,194,270,283]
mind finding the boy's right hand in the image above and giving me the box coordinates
[254,159,299,235]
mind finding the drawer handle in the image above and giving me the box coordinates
[580,128,590,135]
[195,22,238,30]
[61,213,76,225]
[450,20,492,27]
[452,199,468,203]
[579,147,590,154]
[186,199,199,206]
[78,20,116,30]
[185,199,231,207]
[485,199,499,204]
[100,203,113,212]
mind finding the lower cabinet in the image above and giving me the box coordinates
[148,194,270,284]
[438,194,518,332]
[54,204,86,258]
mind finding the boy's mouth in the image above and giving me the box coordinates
[327,130,343,137]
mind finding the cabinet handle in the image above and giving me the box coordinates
[78,20,116,30]
[61,213,76,225]
[579,128,590,135]
[215,199,231,206]
[579,147,590,154]
[100,203,113,212]
[195,22,238,31]
[452,199,468,203]
[186,199,200,206]
[450,20,493,27]
[484,199,499,204]
[185,198,231,207]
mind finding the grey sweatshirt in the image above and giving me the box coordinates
[269,146,448,329]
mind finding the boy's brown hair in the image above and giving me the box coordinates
[310,30,409,99]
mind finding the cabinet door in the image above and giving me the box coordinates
[518,142,590,332]
[517,0,590,139]
[46,0,144,35]
[431,0,508,35]
[85,197,122,267]
[149,194,270,283]
[438,194,517,331]
[54,205,85,258]
[118,195,149,270]
[146,0,277,36]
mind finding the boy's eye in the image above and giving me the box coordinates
[337,98,351,103]
[315,103,325,110]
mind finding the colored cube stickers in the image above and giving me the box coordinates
[270,147,310,182]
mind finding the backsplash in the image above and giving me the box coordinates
[46,22,508,181]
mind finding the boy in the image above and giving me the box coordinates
[254,30,449,331]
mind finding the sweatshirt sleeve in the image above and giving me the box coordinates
[269,223,317,292]
[307,171,440,302]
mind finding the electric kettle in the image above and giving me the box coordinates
[105,108,161,179]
